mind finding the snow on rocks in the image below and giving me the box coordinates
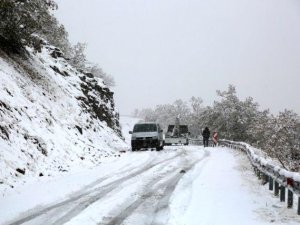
[0,46,127,194]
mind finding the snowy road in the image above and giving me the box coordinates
[2,146,300,225]
[3,147,208,225]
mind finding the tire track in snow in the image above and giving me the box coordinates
[7,150,186,225]
[150,149,210,225]
[99,149,210,225]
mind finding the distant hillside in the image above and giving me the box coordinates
[0,44,127,192]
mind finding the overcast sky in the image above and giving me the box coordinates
[55,0,300,115]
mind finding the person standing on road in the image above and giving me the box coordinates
[202,127,210,147]
[212,131,218,147]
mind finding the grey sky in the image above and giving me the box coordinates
[55,0,300,115]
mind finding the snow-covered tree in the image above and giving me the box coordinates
[186,97,204,136]
[68,42,87,71]
[138,108,156,122]
[248,109,273,147]
[0,0,117,89]
[190,97,204,116]
[137,84,300,171]
[0,0,58,52]
[136,100,191,131]
[39,16,72,56]
[204,85,245,140]
[153,104,177,129]
[201,85,262,142]
[264,110,300,171]
[132,109,139,117]
[86,64,115,87]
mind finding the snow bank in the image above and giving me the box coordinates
[222,140,300,187]
[169,147,300,225]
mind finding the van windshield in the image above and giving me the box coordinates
[133,124,157,132]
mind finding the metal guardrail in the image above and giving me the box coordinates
[219,140,300,215]
[189,138,214,146]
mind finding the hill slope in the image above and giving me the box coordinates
[0,45,127,192]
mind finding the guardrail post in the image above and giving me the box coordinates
[269,177,273,190]
[262,173,268,185]
[254,167,258,176]
[287,190,293,208]
[256,169,260,179]
[298,197,300,215]
[274,181,279,196]
[280,186,286,202]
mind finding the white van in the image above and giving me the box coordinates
[129,122,164,151]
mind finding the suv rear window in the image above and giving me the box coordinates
[133,124,157,132]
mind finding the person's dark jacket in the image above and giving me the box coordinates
[202,127,210,139]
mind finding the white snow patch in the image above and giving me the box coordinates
[169,147,300,225]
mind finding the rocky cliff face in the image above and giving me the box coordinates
[78,72,122,137]
[0,44,127,191]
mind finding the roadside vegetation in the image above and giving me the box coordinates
[0,0,114,87]
[134,85,300,171]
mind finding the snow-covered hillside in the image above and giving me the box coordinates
[0,45,127,193]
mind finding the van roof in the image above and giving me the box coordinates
[136,122,158,124]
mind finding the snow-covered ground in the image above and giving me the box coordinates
[1,116,300,225]
[1,148,300,224]
[170,148,300,225]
